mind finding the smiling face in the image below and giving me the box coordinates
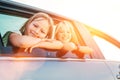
[56,21,72,43]
[25,18,50,39]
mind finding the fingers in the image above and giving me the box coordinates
[24,47,34,53]
[24,48,29,52]
[29,47,34,53]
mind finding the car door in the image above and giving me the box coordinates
[105,61,120,80]
[0,58,115,80]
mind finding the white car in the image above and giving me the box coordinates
[0,0,120,80]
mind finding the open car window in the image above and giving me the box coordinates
[0,0,120,60]
[0,13,92,59]
[0,13,27,36]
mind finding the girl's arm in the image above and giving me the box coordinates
[9,32,41,48]
[62,42,77,51]
[61,42,93,54]
[77,46,93,54]
[29,39,63,50]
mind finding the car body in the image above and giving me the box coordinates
[0,0,120,80]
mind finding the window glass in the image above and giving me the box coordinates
[94,36,120,61]
[0,13,27,36]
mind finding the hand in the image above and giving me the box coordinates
[63,42,77,51]
[24,47,33,53]
[24,39,54,53]
[78,46,93,54]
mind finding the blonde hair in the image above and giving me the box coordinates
[20,12,54,39]
[55,20,79,44]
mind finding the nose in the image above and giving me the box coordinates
[63,32,68,36]
[35,29,39,34]
[34,29,40,37]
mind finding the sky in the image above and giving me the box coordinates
[12,0,120,41]
[12,0,120,60]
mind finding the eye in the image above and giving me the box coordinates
[41,29,46,34]
[33,24,38,28]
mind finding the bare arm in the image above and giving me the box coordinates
[9,32,41,48]
[62,42,93,54]
[30,39,63,50]
[78,46,93,54]
[62,42,77,51]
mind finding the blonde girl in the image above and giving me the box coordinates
[55,20,93,58]
[3,12,63,53]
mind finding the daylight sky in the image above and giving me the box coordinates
[12,0,120,60]
[13,0,120,41]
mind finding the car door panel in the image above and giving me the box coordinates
[0,58,114,80]
[105,61,120,80]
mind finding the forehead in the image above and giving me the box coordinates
[34,17,47,21]
[34,18,50,26]
[34,17,48,23]
[59,25,70,31]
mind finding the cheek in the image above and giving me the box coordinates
[40,34,46,38]
[68,34,72,39]
[56,33,71,41]
[57,34,66,42]
[25,24,34,35]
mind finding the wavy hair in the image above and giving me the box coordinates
[55,20,78,44]
[19,12,54,39]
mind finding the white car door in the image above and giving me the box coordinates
[105,61,120,80]
[0,58,115,80]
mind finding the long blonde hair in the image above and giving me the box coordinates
[20,12,54,39]
[55,20,79,44]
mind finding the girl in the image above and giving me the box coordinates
[55,20,93,58]
[2,12,63,53]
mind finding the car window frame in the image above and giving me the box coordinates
[1,0,120,60]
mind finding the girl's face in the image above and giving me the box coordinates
[56,26,71,43]
[25,18,50,39]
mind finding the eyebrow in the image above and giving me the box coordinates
[34,17,46,21]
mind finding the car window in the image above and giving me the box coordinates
[0,13,79,58]
[94,36,120,61]
[0,13,105,59]
[0,13,27,36]
[1,13,119,60]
